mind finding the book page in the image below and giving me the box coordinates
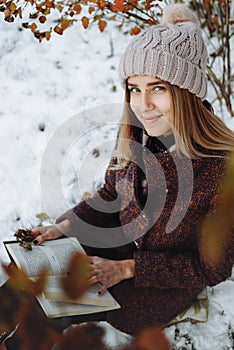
[4,237,121,317]
[44,275,117,307]
[37,294,121,318]
[4,238,85,277]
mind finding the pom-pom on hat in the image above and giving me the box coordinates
[119,4,208,99]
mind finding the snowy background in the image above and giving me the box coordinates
[0,13,234,350]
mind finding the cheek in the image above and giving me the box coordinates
[130,102,139,116]
[164,96,173,115]
[129,94,140,107]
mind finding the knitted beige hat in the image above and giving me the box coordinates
[119,4,208,99]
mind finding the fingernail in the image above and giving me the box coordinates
[33,240,38,245]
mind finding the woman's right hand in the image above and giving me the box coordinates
[31,219,72,245]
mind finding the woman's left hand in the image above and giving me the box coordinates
[87,256,135,296]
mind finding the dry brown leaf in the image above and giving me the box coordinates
[61,252,90,300]
[134,327,170,350]
[45,31,51,40]
[98,19,107,32]
[88,6,95,14]
[73,3,82,14]
[2,263,33,291]
[30,22,37,33]
[61,19,72,30]
[39,15,46,23]
[54,25,63,35]
[130,26,141,35]
[201,152,234,265]
[31,268,48,295]
[81,16,89,29]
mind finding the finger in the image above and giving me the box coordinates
[96,285,107,296]
[88,268,99,279]
[31,227,44,238]
[87,265,96,274]
[85,255,94,264]
[88,275,99,286]
[33,231,54,245]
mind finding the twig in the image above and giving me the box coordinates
[225,0,232,101]
[207,66,234,117]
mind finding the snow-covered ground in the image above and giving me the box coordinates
[0,15,234,350]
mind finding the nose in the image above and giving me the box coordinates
[140,91,154,110]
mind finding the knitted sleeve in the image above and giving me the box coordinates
[133,176,234,290]
[55,157,128,248]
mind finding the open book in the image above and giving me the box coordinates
[4,237,120,318]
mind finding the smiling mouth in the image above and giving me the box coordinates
[142,115,162,123]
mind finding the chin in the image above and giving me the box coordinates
[145,128,170,137]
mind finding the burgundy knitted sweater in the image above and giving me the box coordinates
[56,129,234,336]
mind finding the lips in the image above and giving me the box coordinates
[141,115,162,123]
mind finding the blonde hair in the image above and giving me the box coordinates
[114,82,234,167]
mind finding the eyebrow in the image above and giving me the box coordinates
[127,81,165,87]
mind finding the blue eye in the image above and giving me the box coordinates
[129,87,140,93]
[153,85,165,92]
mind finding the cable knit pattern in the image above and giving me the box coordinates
[119,5,208,99]
[56,129,234,336]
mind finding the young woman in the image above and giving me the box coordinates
[3,3,234,348]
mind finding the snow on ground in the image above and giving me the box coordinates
[0,15,233,350]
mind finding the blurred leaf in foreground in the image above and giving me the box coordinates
[201,151,234,264]
[2,263,48,295]
[61,252,90,300]
[0,282,23,338]
[15,294,60,350]
[133,326,170,350]
[54,322,108,350]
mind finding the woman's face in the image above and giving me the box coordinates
[127,75,173,137]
